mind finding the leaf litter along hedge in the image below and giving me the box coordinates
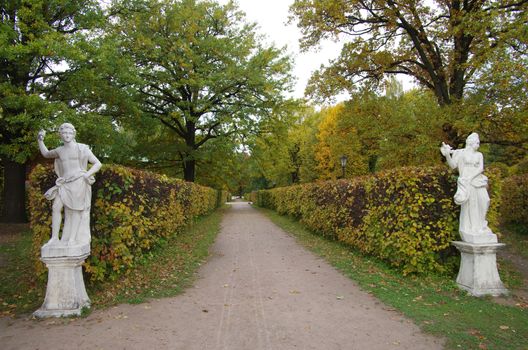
[29,163,229,282]
[251,166,501,275]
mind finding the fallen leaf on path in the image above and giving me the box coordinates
[289,290,301,295]
[336,296,344,300]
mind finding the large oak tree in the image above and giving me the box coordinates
[110,0,293,182]
[0,0,104,222]
[290,0,528,145]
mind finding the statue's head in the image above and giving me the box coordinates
[58,123,76,142]
[465,132,480,149]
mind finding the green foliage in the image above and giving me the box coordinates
[28,163,223,282]
[314,103,368,179]
[247,89,455,189]
[253,166,502,275]
[0,0,106,163]
[500,175,528,229]
[290,0,528,156]
[290,0,527,106]
[90,208,224,308]
[104,0,294,181]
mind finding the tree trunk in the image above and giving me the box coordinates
[183,158,196,182]
[183,120,197,182]
[1,158,27,223]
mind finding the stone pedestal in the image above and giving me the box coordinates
[33,243,90,318]
[452,241,508,297]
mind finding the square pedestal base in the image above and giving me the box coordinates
[452,241,508,297]
[33,252,90,318]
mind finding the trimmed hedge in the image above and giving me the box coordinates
[251,166,501,275]
[500,174,528,229]
[29,164,227,282]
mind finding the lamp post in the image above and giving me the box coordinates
[340,155,348,179]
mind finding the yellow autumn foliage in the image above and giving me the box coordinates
[251,166,502,275]
[28,164,228,282]
[315,104,368,180]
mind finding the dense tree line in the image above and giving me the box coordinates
[243,0,528,191]
[0,0,293,221]
[1,0,527,220]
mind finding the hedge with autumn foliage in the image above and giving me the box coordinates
[500,174,528,229]
[29,164,228,281]
[251,166,501,275]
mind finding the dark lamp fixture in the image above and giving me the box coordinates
[340,155,347,178]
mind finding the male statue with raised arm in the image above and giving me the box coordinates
[37,123,102,247]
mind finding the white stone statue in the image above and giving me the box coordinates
[37,123,102,247]
[440,132,497,244]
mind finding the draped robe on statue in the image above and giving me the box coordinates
[450,149,494,242]
[44,143,95,245]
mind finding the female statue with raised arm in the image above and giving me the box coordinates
[440,132,497,243]
[37,123,102,247]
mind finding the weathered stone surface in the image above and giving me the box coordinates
[34,123,100,317]
[440,133,497,244]
[33,251,90,318]
[452,241,508,297]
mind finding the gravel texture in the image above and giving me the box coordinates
[0,201,444,349]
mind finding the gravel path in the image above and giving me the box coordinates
[0,202,444,349]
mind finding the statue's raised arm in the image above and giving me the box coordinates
[440,142,457,169]
[37,129,58,159]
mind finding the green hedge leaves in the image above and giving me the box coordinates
[29,164,228,282]
[500,174,528,229]
[252,166,501,275]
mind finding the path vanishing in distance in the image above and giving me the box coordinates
[0,201,444,350]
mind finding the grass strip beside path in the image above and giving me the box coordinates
[259,207,528,350]
[0,207,225,317]
[89,207,225,307]
[0,229,44,317]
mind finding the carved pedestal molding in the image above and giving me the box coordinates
[452,241,508,297]
[33,244,90,318]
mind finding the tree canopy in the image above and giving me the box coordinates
[0,0,109,221]
[291,0,527,105]
[107,0,294,181]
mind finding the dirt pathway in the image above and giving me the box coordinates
[0,202,443,349]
